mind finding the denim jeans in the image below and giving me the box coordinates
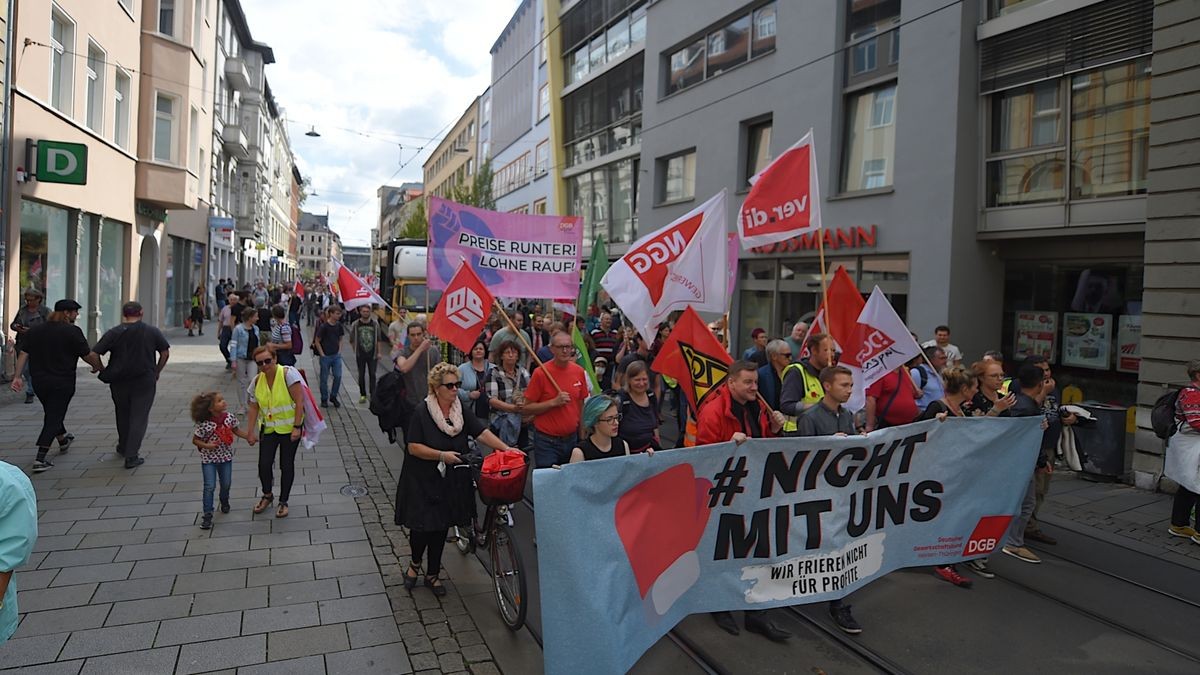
[21,359,32,395]
[201,461,233,514]
[319,354,342,403]
[532,429,577,469]
[1005,473,1037,548]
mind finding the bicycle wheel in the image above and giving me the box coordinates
[489,521,528,630]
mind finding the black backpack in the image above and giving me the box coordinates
[371,370,414,440]
[1151,388,1186,440]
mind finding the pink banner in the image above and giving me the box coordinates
[427,196,584,299]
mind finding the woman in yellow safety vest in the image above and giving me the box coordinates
[243,345,305,518]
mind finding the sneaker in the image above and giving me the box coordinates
[933,565,973,588]
[359,395,368,404]
[200,513,213,530]
[124,457,145,469]
[829,603,862,635]
[31,458,53,473]
[967,559,995,579]
[1024,528,1057,545]
[57,434,75,453]
[220,502,231,514]
[1168,524,1199,538]
[1191,534,1200,546]
[1002,545,1041,564]
[24,393,34,404]
[321,400,329,408]
[331,398,341,408]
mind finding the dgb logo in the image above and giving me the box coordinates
[962,515,1012,556]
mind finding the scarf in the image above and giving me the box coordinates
[426,394,464,437]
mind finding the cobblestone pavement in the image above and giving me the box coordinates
[0,330,500,675]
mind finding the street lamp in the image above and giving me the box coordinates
[305,126,321,138]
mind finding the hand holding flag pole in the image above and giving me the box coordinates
[493,299,564,396]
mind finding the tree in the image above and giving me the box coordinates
[400,196,427,240]
[449,158,495,210]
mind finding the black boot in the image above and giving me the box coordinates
[711,611,739,636]
[744,610,792,642]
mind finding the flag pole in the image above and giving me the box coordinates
[817,230,831,316]
[493,298,564,396]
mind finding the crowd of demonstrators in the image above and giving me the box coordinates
[912,345,947,410]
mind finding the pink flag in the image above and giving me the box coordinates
[841,287,924,411]
[332,259,388,311]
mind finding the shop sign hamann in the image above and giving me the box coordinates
[750,225,877,254]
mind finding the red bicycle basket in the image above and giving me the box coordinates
[478,449,528,505]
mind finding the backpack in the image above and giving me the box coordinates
[371,370,414,439]
[290,323,303,355]
[1151,388,1187,440]
[916,365,930,390]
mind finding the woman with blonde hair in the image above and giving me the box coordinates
[395,362,515,597]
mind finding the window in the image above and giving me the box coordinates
[539,16,548,64]
[1070,60,1150,199]
[752,4,776,58]
[50,7,75,115]
[154,94,177,162]
[567,158,637,243]
[189,107,200,172]
[841,84,897,192]
[667,2,775,94]
[539,84,550,120]
[744,119,772,186]
[535,140,549,175]
[193,0,204,51]
[988,0,1051,18]
[845,0,899,87]
[113,70,130,148]
[86,42,105,132]
[631,6,646,44]
[607,15,630,61]
[660,150,696,203]
[668,38,705,94]
[707,15,749,77]
[563,1,646,85]
[533,199,547,215]
[159,0,176,37]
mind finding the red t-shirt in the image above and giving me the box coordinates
[526,360,590,437]
[866,369,919,427]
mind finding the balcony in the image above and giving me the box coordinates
[135,161,197,211]
[222,123,249,159]
[225,56,251,91]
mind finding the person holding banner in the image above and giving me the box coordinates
[796,365,865,634]
[696,361,792,642]
[569,395,630,462]
[863,366,921,433]
[1001,363,1054,565]
[524,331,591,468]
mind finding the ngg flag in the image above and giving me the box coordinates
[843,286,924,411]
[428,261,495,355]
[738,128,822,249]
[653,306,732,412]
[332,259,388,312]
[533,417,1044,674]
[427,196,583,299]
[602,190,729,344]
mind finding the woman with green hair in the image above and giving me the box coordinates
[569,395,633,463]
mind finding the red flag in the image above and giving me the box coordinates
[332,259,387,311]
[737,129,822,248]
[825,265,865,352]
[653,307,732,412]
[843,287,924,411]
[293,280,305,300]
[429,261,495,354]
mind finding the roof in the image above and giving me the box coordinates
[225,0,276,63]
[490,0,533,55]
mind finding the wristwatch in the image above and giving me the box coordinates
[293,424,303,429]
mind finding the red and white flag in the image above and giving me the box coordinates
[841,287,924,411]
[602,190,729,343]
[332,259,388,311]
[429,261,495,354]
[737,128,822,249]
[797,308,830,360]
[293,280,305,300]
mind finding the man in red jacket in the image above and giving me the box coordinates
[695,361,791,642]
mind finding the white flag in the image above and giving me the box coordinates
[332,258,389,312]
[602,190,729,343]
[842,287,924,412]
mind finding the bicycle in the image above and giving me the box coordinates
[452,451,529,631]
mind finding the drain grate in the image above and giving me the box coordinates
[340,483,369,497]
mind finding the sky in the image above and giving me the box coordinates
[240,0,521,247]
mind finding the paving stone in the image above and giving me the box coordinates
[460,644,492,663]
[105,594,194,625]
[171,568,247,595]
[249,531,313,550]
[16,568,60,590]
[91,575,176,603]
[191,586,268,615]
[128,555,204,579]
[337,573,384,598]
[238,655,326,675]
[408,652,439,672]
[183,535,250,556]
[438,653,465,672]
[176,634,266,674]
[467,662,502,675]
[0,632,70,668]
[16,583,98,612]
[38,547,120,569]
[317,594,392,624]
[247,561,314,587]
[313,555,375,579]
[76,647,180,675]
[455,630,483,647]
[132,513,198,529]
[268,544,333,565]
[241,602,321,634]
[99,504,165,519]
[425,622,450,639]
[324,643,412,675]
[76,530,151,549]
[146,524,223,543]
[59,621,158,659]
[202,549,271,572]
[268,516,330,533]
[308,527,367,545]
[267,624,349,661]
[64,518,138,535]
[346,616,401,648]
[14,604,112,637]
[32,534,87,553]
[403,635,433,654]
[37,508,104,523]
[431,636,459,655]
[113,540,188,562]
[0,660,85,675]
[155,610,243,647]
[268,578,341,607]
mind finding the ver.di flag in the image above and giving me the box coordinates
[429,261,495,354]
[332,259,388,312]
[602,190,729,344]
[653,306,732,412]
[737,128,822,249]
[842,287,924,411]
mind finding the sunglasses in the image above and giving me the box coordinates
[440,382,461,390]
[255,358,274,366]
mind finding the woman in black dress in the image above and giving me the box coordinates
[396,362,513,597]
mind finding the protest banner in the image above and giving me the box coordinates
[842,286,924,411]
[534,417,1043,674]
[427,196,583,299]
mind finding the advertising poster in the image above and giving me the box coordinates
[1013,311,1058,363]
[1062,312,1112,370]
[1116,314,1142,374]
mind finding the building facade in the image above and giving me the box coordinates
[423,99,479,201]
[297,210,339,278]
[377,182,423,242]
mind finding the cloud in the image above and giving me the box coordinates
[241,0,520,246]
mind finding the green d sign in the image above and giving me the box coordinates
[36,140,88,185]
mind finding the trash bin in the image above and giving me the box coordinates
[1073,403,1131,480]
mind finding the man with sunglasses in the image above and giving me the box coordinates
[523,330,591,468]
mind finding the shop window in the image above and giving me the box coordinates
[19,201,70,302]
[841,84,897,192]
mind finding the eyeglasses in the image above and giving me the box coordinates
[255,358,274,366]
[597,414,622,424]
[553,345,576,353]
[440,382,461,390]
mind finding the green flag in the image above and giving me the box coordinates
[572,323,600,394]
[577,236,608,315]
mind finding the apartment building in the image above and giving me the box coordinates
[423,98,479,201]
[377,182,423,241]
[298,210,339,278]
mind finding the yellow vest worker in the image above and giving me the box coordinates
[780,362,823,433]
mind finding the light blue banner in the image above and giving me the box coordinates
[533,417,1043,674]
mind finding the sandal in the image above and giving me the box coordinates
[404,563,421,591]
[275,503,289,518]
[424,575,447,598]
[253,494,274,514]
